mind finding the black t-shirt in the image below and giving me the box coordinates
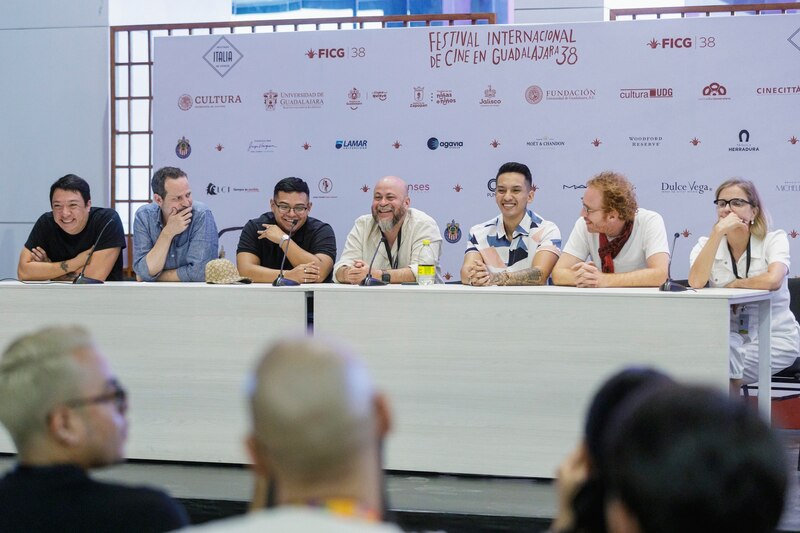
[0,464,188,533]
[25,207,127,281]
[237,212,337,282]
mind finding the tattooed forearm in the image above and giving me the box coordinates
[490,268,545,286]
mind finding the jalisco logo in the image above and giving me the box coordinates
[206,183,260,195]
[444,219,462,243]
[629,135,663,148]
[278,91,324,109]
[661,180,711,194]
[647,37,693,49]
[525,85,543,104]
[178,94,242,109]
[729,129,759,152]
[480,85,501,106]
[427,137,463,150]
[347,87,363,110]
[410,87,428,108]
[175,137,191,159]
[619,88,673,99]
[335,139,367,150]
[248,140,276,153]
[307,47,345,59]
[756,84,800,95]
[527,136,566,149]
[435,89,456,105]
[203,37,243,78]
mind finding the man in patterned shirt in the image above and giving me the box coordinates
[461,162,561,286]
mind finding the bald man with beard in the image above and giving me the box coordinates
[334,176,442,284]
[185,337,402,532]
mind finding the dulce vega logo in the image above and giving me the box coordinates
[661,180,711,194]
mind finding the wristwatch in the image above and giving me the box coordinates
[381,270,391,283]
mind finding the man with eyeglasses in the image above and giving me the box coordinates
[133,166,219,282]
[552,171,669,288]
[237,177,336,283]
[0,325,188,532]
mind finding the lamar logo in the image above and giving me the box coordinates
[647,37,693,49]
[335,139,367,150]
[308,48,345,58]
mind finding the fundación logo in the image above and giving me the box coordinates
[203,37,243,77]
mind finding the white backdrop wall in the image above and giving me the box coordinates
[0,1,109,280]
[154,15,800,281]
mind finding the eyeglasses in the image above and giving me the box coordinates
[580,198,603,215]
[274,203,308,214]
[713,198,753,209]
[64,382,128,412]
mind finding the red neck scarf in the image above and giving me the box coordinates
[598,220,634,274]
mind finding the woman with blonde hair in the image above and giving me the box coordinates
[688,178,800,393]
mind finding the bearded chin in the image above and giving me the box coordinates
[377,218,395,233]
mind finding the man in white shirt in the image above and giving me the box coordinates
[334,176,442,284]
[552,171,669,288]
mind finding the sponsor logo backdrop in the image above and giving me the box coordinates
[154,15,800,280]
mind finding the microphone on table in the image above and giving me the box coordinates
[273,220,299,287]
[660,232,688,292]
[73,217,115,285]
[360,236,388,286]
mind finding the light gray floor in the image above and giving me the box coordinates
[1,442,798,529]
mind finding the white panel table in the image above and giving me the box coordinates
[312,284,771,478]
[0,282,308,463]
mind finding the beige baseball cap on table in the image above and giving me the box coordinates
[205,258,252,284]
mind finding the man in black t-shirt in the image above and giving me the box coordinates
[0,325,189,532]
[18,174,126,281]
[237,177,336,283]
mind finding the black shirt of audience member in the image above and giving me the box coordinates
[25,207,126,281]
[0,464,188,532]
[237,212,337,282]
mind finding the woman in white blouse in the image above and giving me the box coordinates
[689,178,800,394]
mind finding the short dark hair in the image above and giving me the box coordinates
[604,385,787,533]
[273,177,310,198]
[49,174,90,204]
[151,166,187,199]
[572,368,675,533]
[496,162,532,188]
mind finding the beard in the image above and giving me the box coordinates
[373,205,406,233]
